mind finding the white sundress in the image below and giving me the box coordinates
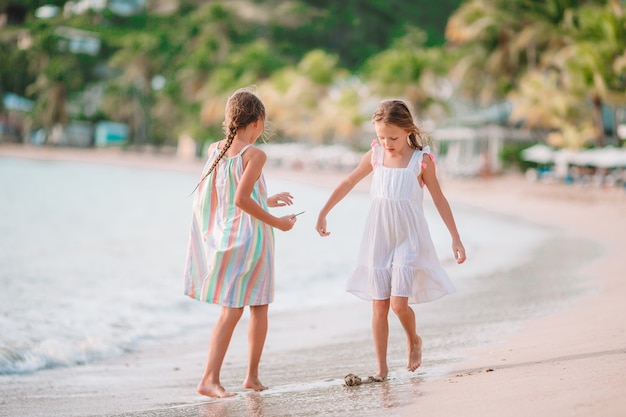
[346,142,456,304]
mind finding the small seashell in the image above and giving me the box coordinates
[344,373,362,386]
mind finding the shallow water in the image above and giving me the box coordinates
[0,157,596,378]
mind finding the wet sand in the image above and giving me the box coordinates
[1,144,625,417]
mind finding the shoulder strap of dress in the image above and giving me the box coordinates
[207,141,219,155]
[237,144,253,156]
[370,139,383,168]
[412,146,433,174]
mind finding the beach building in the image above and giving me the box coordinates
[434,101,536,177]
[434,99,626,179]
[435,125,535,177]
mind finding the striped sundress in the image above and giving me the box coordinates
[184,143,275,307]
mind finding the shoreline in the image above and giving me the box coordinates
[1,144,625,417]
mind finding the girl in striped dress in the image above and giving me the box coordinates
[316,99,466,382]
[184,87,298,398]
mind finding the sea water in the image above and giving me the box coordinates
[0,156,572,375]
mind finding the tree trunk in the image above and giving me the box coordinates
[592,95,605,147]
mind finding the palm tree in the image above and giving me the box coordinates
[445,0,604,105]
[104,30,164,145]
[25,25,89,142]
[445,0,625,151]
[509,69,596,149]
[445,0,520,104]
[170,3,239,146]
[548,1,626,146]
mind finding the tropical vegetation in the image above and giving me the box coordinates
[0,0,624,152]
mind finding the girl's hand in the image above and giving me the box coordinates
[452,240,466,264]
[267,192,294,208]
[275,214,297,232]
[316,217,330,237]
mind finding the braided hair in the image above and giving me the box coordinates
[191,87,266,194]
[371,99,430,150]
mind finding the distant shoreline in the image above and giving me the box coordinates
[2,142,624,203]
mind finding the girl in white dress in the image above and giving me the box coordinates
[316,99,466,381]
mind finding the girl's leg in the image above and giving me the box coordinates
[372,299,391,380]
[197,306,244,398]
[243,304,269,391]
[390,296,422,371]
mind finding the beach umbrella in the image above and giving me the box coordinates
[572,147,626,168]
[570,149,594,166]
[589,147,626,168]
[520,143,554,164]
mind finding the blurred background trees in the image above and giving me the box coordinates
[0,0,624,154]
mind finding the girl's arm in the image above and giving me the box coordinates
[316,151,373,236]
[235,147,295,232]
[421,155,467,264]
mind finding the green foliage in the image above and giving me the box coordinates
[362,33,430,85]
[0,40,33,97]
[297,49,340,85]
[209,40,285,92]
[499,142,534,172]
[0,0,65,11]
[269,0,462,68]
[1,0,463,143]
[4,0,624,150]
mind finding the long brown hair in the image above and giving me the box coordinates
[191,87,266,194]
[371,99,429,150]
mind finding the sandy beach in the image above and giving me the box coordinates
[398,172,626,417]
[1,143,625,417]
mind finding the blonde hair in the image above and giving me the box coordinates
[371,99,429,150]
[192,87,266,193]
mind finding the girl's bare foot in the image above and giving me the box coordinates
[373,365,388,381]
[407,335,422,372]
[197,383,236,398]
[243,377,268,391]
